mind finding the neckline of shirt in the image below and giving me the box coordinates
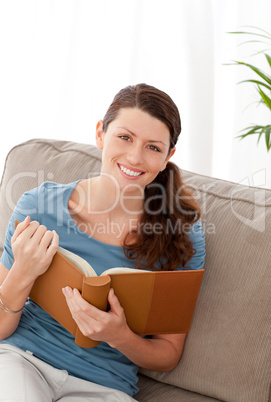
[63,180,124,250]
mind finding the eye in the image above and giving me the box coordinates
[148,144,161,152]
[119,135,131,141]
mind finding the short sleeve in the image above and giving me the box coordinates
[184,219,206,270]
[1,187,38,270]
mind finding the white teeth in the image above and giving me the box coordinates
[119,164,143,177]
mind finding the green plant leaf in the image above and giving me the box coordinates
[265,53,271,69]
[238,79,271,92]
[257,128,264,144]
[234,40,271,57]
[265,126,271,150]
[229,30,271,41]
[232,61,271,85]
[238,125,264,139]
[259,126,269,144]
[238,125,271,152]
[257,86,271,111]
[229,25,271,40]
[228,27,271,152]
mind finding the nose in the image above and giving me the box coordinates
[127,143,144,166]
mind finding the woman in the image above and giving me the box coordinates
[0,84,205,401]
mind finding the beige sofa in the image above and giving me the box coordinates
[0,139,270,402]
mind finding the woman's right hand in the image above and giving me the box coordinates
[11,216,59,283]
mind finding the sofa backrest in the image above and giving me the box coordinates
[0,139,102,255]
[0,139,270,402]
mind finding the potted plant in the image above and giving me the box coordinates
[229,27,271,151]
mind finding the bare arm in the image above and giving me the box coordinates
[0,261,37,339]
[111,328,186,371]
[0,217,59,341]
[63,286,186,371]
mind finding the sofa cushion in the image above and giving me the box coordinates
[0,139,270,402]
[135,374,222,401]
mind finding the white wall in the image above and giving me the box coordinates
[0,0,270,186]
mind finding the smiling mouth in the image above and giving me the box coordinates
[118,163,145,177]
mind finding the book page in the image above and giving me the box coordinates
[57,246,97,277]
[57,247,149,277]
[102,267,148,275]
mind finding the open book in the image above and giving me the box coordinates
[15,222,204,348]
[28,246,204,348]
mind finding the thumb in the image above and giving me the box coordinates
[108,288,123,315]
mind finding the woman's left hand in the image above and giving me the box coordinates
[62,287,129,347]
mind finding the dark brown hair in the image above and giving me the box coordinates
[103,83,201,271]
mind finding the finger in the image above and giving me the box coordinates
[46,230,59,257]
[12,216,31,242]
[62,287,93,315]
[74,288,108,321]
[12,218,39,244]
[31,225,48,245]
[62,287,98,329]
[37,228,55,248]
[61,288,92,337]
[22,220,40,239]
[62,287,86,312]
[62,287,101,321]
[108,288,123,315]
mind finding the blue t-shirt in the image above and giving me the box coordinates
[1,181,205,396]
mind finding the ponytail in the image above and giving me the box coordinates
[124,162,201,271]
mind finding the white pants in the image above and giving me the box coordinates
[0,344,137,402]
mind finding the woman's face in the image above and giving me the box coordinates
[96,107,175,194]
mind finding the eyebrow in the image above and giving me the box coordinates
[117,126,167,146]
